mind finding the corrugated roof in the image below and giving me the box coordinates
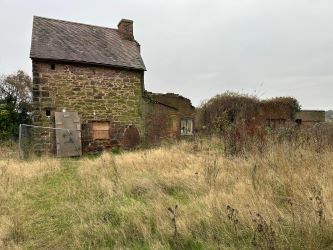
[30,16,146,70]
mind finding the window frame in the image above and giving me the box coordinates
[180,118,194,136]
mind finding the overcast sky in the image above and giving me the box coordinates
[0,0,332,109]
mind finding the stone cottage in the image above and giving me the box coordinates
[30,16,195,155]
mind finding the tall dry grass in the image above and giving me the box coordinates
[0,135,333,249]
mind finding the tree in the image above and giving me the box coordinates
[0,70,32,140]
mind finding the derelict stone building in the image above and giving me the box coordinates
[30,16,195,156]
[144,92,195,145]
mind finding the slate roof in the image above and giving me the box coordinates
[30,16,146,70]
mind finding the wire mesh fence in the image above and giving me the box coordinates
[18,124,74,158]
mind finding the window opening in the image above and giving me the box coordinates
[181,118,193,135]
[45,109,51,117]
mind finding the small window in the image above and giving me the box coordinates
[50,64,55,70]
[180,118,193,135]
[45,109,51,117]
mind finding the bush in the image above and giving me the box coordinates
[197,92,302,155]
[198,92,259,133]
[198,92,301,133]
[260,96,301,120]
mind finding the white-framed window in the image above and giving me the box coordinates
[180,118,193,135]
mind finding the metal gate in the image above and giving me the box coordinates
[55,112,82,157]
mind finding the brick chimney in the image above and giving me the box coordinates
[118,19,134,40]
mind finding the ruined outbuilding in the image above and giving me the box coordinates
[295,110,326,127]
[144,92,195,145]
[30,16,195,155]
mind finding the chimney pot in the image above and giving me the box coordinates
[118,19,134,40]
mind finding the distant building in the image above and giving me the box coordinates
[325,110,333,122]
[295,110,326,127]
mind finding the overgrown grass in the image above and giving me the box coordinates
[1,137,333,249]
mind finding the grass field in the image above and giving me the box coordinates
[0,137,333,249]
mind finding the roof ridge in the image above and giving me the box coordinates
[33,16,118,32]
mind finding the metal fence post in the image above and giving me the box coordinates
[18,124,22,158]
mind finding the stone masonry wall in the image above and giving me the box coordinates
[143,93,195,145]
[144,103,178,145]
[32,60,145,151]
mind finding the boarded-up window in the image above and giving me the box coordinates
[90,121,110,140]
[180,118,193,135]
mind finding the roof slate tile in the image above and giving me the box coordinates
[30,16,146,70]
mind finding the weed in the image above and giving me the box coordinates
[204,156,220,188]
[310,186,325,227]
[226,205,239,230]
[287,198,295,229]
[251,164,258,191]
[3,216,25,245]
[168,205,178,249]
[251,212,276,250]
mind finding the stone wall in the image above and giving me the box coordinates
[32,60,145,151]
[143,92,195,145]
[295,110,325,127]
[144,102,178,145]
